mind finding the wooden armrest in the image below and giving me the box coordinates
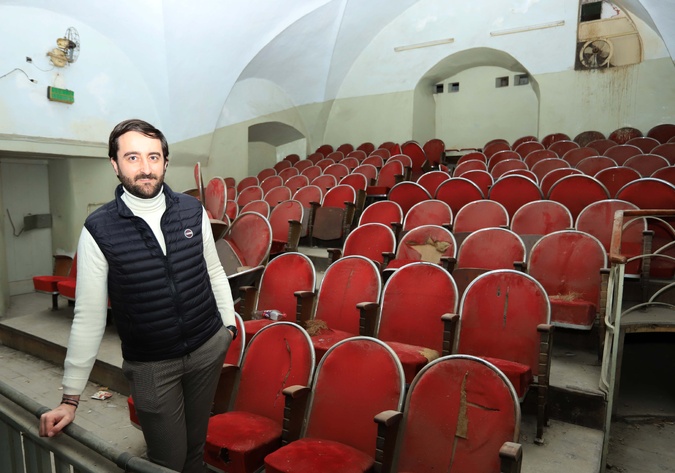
[295,290,316,325]
[281,385,311,444]
[285,220,302,253]
[358,301,380,336]
[374,410,403,473]
[212,364,240,414]
[440,256,456,273]
[441,313,459,355]
[382,252,395,268]
[327,248,342,264]
[239,286,257,321]
[390,222,402,240]
[499,441,523,473]
[513,261,525,272]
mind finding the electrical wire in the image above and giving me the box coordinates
[6,209,24,237]
[0,68,37,83]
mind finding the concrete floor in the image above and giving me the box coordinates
[1,291,674,473]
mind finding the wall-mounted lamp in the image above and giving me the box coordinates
[491,20,565,37]
[395,37,455,52]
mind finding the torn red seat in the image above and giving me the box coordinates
[528,230,608,330]
[364,262,458,383]
[377,355,522,473]
[297,255,382,362]
[450,269,552,444]
[263,337,405,473]
[383,224,456,274]
[205,322,315,473]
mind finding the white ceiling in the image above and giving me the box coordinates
[1,0,673,143]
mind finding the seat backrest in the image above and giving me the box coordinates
[223,211,272,267]
[339,172,368,192]
[342,223,397,264]
[483,140,510,158]
[369,148,391,160]
[353,163,379,182]
[487,150,521,172]
[311,174,338,195]
[303,337,405,456]
[561,146,599,167]
[375,160,405,188]
[234,322,315,419]
[422,138,445,166]
[542,132,571,148]
[240,199,270,219]
[225,313,246,367]
[453,159,487,177]
[531,158,570,182]
[205,177,226,221]
[402,199,453,232]
[269,199,303,243]
[615,177,675,209]
[284,174,310,194]
[387,181,432,216]
[574,130,606,147]
[294,159,313,172]
[523,148,558,169]
[528,230,607,308]
[401,141,427,179]
[301,165,322,182]
[457,270,550,376]
[256,168,276,182]
[576,199,644,275]
[416,170,450,196]
[547,174,611,222]
[323,163,350,181]
[624,153,670,177]
[453,200,509,233]
[491,158,528,180]
[651,143,675,164]
[264,185,292,208]
[456,227,526,270]
[395,224,457,264]
[236,185,264,208]
[376,262,458,353]
[539,167,583,197]
[514,139,544,157]
[236,175,259,194]
[314,255,382,334]
[278,166,299,182]
[652,166,675,185]
[321,184,355,208]
[394,355,520,473]
[358,200,403,228]
[587,138,618,155]
[603,144,642,165]
[435,177,484,216]
[260,175,283,194]
[363,155,385,169]
[593,166,641,198]
[292,184,323,207]
[339,156,360,171]
[626,136,659,153]
[548,139,580,157]
[488,175,543,219]
[647,124,675,144]
[315,144,334,157]
[456,151,486,165]
[575,156,617,176]
[255,252,315,322]
[460,169,493,197]
[356,142,376,155]
[511,200,573,236]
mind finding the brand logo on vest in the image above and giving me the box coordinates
[184,228,194,239]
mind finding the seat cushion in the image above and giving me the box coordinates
[264,438,374,473]
[33,275,69,293]
[56,279,77,300]
[481,356,533,400]
[243,319,274,343]
[270,239,286,255]
[311,328,356,362]
[205,411,282,473]
[385,341,439,384]
[550,299,596,330]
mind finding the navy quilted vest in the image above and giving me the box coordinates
[85,184,222,361]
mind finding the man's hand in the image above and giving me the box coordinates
[39,404,77,437]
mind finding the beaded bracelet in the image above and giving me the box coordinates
[61,397,79,409]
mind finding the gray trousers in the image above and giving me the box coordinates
[122,326,231,473]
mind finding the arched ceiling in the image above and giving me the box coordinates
[1,0,672,143]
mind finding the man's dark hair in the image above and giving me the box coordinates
[108,119,169,161]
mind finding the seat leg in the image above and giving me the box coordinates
[535,384,547,445]
[51,293,59,311]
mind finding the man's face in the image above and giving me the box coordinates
[111,131,167,199]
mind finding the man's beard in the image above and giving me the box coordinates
[118,171,165,199]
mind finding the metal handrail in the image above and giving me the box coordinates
[0,378,177,473]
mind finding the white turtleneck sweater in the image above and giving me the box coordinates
[61,187,235,395]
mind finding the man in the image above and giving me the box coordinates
[39,118,237,473]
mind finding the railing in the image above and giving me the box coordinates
[0,379,177,473]
[599,209,675,472]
